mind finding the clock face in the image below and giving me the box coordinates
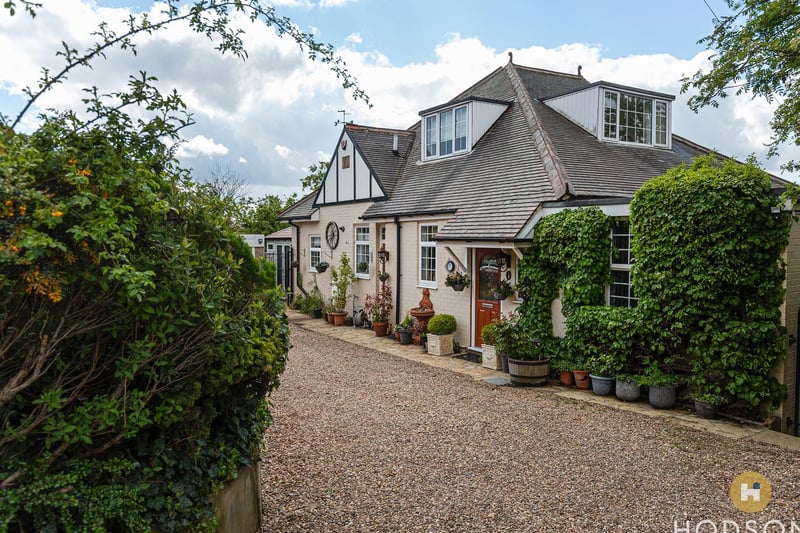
[326,221,340,249]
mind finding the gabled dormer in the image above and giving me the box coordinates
[316,125,403,206]
[542,82,675,149]
[418,97,510,162]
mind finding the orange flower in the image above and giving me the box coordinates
[68,158,78,166]
[3,200,11,207]
[78,168,91,177]
[18,205,26,216]
[52,210,63,217]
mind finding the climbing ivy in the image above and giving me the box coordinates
[631,155,790,407]
[518,207,610,354]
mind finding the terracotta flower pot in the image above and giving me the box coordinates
[558,370,574,387]
[573,369,591,390]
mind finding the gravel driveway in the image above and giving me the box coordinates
[260,325,799,532]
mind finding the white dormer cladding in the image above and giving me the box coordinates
[316,129,386,205]
[419,97,509,162]
[543,82,675,149]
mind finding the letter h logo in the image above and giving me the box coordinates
[740,481,761,502]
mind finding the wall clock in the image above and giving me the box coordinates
[326,221,340,249]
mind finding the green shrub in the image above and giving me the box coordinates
[494,313,545,361]
[427,314,457,335]
[631,155,789,407]
[0,114,288,531]
[565,306,639,376]
[480,322,498,345]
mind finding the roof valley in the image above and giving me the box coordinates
[504,62,571,200]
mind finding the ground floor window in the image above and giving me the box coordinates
[610,219,637,307]
[310,234,321,272]
[355,226,370,277]
[419,224,438,287]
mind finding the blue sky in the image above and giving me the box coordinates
[3,0,795,198]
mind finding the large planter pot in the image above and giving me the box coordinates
[615,379,641,402]
[573,370,591,390]
[373,321,388,337]
[398,329,412,345]
[589,374,614,396]
[427,333,454,356]
[331,312,347,326]
[648,385,676,409]
[694,400,717,419]
[507,357,550,386]
[481,344,501,370]
[558,371,574,387]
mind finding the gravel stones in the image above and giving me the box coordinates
[261,326,799,532]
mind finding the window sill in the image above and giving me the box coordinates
[356,273,370,280]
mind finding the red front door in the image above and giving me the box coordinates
[474,249,502,346]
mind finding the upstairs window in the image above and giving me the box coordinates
[422,105,468,160]
[603,90,669,147]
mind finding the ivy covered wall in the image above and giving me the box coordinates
[517,155,792,409]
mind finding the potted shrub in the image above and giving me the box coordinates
[364,283,393,336]
[492,279,514,300]
[692,390,727,419]
[495,313,549,386]
[588,352,625,396]
[396,314,414,345]
[642,361,679,409]
[426,314,457,355]
[615,374,642,402]
[445,271,471,292]
[304,287,325,319]
[329,253,357,325]
[480,322,501,370]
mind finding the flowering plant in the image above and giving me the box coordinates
[364,283,393,323]
[445,271,471,288]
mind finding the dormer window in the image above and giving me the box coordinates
[423,104,468,160]
[603,90,669,147]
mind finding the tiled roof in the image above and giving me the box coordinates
[345,124,414,196]
[278,190,317,220]
[282,61,788,239]
[265,226,293,239]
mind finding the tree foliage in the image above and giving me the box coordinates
[681,0,800,170]
[301,160,329,192]
[0,1,368,529]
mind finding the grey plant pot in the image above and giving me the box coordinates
[589,374,614,396]
[648,385,676,409]
[615,379,641,402]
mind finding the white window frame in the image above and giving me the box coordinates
[309,234,321,272]
[609,219,637,308]
[419,224,438,288]
[422,104,469,161]
[354,226,370,279]
[602,90,670,148]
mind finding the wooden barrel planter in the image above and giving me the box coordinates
[507,358,550,386]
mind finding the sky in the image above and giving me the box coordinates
[1,0,797,200]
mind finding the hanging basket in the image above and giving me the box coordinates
[452,284,464,292]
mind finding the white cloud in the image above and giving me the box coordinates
[345,32,362,44]
[176,135,229,158]
[274,144,293,158]
[1,1,796,202]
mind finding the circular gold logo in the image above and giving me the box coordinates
[730,471,771,512]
